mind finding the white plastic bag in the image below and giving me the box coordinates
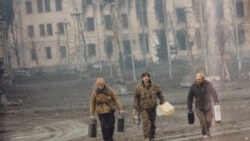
[156,102,175,116]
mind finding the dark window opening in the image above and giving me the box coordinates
[45,47,52,59]
[47,24,53,36]
[88,43,96,57]
[121,14,129,28]
[30,49,36,61]
[86,17,95,31]
[176,30,186,50]
[122,40,131,56]
[39,24,45,36]
[55,0,62,11]
[139,33,149,53]
[57,23,64,34]
[44,0,51,12]
[176,8,185,24]
[25,1,33,14]
[236,2,244,17]
[238,26,245,45]
[60,46,66,58]
[135,0,148,26]
[37,0,43,13]
[154,0,165,23]
[27,25,35,37]
[104,15,112,30]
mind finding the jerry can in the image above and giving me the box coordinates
[88,119,97,137]
[214,105,221,123]
[117,114,125,132]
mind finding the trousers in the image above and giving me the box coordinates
[98,112,115,141]
[141,108,156,138]
[195,108,213,136]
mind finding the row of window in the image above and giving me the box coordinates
[26,14,129,37]
[25,0,63,14]
[27,23,64,37]
[25,0,96,14]
[87,14,128,31]
[29,40,134,61]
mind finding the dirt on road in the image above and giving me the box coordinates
[1,73,250,141]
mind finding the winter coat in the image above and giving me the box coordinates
[89,85,123,115]
[187,80,219,111]
[134,81,165,111]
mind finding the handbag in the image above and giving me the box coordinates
[188,111,195,124]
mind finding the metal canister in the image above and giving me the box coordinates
[214,105,222,123]
[117,114,125,132]
[88,119,97,137]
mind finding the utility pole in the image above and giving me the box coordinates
[232,0,241,71]
[71,9,88,72]
[139,0,148,67]
[163,0,172,79]
[64,19,70,65]
[110,0,123,81]
[199,0,208,74]
[93,2,102,72]
[55,31,62,67]
[126,0,136,81]
[0,16,9,75]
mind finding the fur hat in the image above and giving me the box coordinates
[96,78,105,85]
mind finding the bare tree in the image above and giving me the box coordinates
[9,22,20,67]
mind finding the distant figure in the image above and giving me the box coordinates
[187,73,219,138]
[89,78,124,141]
[133,72,165,140]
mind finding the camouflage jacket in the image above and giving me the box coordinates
[134,82,165,111]
[89,85,123,115]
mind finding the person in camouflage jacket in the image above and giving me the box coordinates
[89,78,123,141]
[134,73,165,140]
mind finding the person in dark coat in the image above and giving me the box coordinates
[187,72,219,138]
[89,78,124,141]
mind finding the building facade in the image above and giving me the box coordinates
[6,0,250,73]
